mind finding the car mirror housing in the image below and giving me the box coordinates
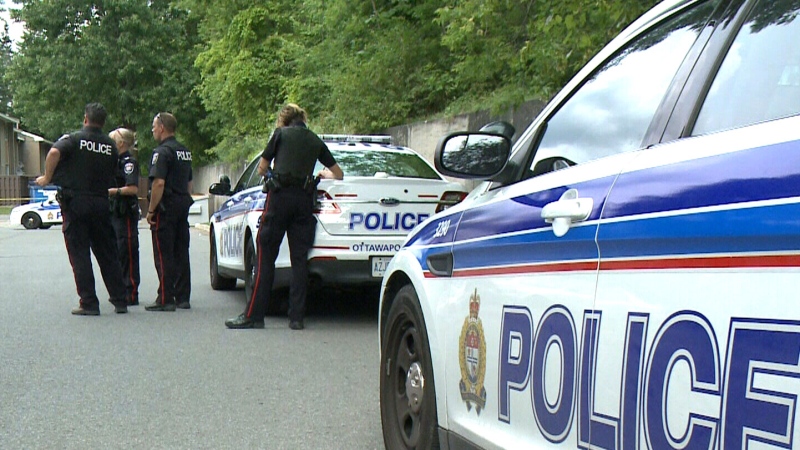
[434,132,511,179]
[209,175,232,196]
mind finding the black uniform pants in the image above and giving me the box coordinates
[245,187,316,322]
[60,195,126,310]
[112,213,140,303]
[150,195,193,305]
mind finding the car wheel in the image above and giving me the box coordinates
[380,285,440,449]
[210,229,237,290]
[21,212,42,230]
[244,237,280,315]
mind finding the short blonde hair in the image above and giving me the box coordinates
[276,103,307,128]
[110,128,136,150]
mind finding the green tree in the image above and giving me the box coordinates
[9,0,214,165]
[297,0,456,132]
[436,0,659,112]
[0,21,14,115]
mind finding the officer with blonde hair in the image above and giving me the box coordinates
[226,103,343,330]
[108,127,141,306]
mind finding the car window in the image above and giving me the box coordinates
[693,0,800,135]
[314,149,442,179]
[526,1,717,177]
[233,158,260,193]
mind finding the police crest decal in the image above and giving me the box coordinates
[459,288,487,414]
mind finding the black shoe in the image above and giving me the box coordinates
[225,314,265,329]
[289,320,304,330]
[114,304,128,314]
[176,301,191,310]
[145,301,176,312]
[127,299,139,306]
[72,307,100,316]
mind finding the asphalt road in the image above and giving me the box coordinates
[0,218,384,449]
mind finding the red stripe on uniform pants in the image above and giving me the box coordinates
[246,191,271,318]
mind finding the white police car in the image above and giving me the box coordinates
[9,193,62,230]
[378,0,800,448]
[208,135,467,313]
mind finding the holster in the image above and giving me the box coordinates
[56,187,73,207]
[263,176,282,193]
[110,193,129,218]
[304,175,321,195]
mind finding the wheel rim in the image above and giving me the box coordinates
[391,321,424,447]
[22,213,39,229]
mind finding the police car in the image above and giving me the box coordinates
[9,193,62,230]
[378,0,800,448]
[208,135,467,313]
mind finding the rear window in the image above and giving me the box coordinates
[314,148,442,179]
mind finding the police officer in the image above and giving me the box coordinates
[108,128,141,306]
[225,103,343,330]
[145,112,194,312]
[35,103,128,315]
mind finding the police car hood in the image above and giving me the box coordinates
[316,176,465,236]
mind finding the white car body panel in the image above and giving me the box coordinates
[378,0,800,448]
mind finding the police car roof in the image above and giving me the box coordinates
[322,135,416,154]
[320,134,392,144]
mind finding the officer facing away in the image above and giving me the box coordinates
[145,112,194,312]
[108,128,141,306]
[226,103,344,330]
[35,102,128,315]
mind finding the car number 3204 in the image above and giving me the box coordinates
[371,256,392,277]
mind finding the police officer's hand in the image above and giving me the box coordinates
[35,176,50,187]
[146,211,156,226]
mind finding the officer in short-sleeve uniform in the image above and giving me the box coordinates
[225,103,343,330]
[145,112,194,312]
[35,103,128,315]
[110,142,141,306]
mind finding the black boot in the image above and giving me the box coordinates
[225,313,265,329]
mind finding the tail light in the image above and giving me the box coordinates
[436,191,467,213]
[314,190,341,214]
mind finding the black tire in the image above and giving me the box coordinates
[244,237,281,316]
[21,212,41,230]
[210,229,237,290]
[380,285,440,449]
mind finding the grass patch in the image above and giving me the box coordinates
[0,206,12,215]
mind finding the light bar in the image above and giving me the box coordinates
[319,134,392,144]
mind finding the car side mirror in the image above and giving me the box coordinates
[434,132,511,179]
[209,175,232,196]
[479,121,516,141]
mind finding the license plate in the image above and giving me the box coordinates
[371,256,392,277]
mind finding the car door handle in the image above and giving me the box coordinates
[541,189,593,237]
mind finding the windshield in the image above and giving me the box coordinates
[314,149,442,179]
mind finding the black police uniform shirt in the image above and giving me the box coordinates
[116,151,140,190]
[148,136,192,195]
[114,151,140,214]
[262,124,336,179]
[52,126,118,196]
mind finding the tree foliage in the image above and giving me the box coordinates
[8,0,214,164]
[0,21,13,115]
[6,0,661,164]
